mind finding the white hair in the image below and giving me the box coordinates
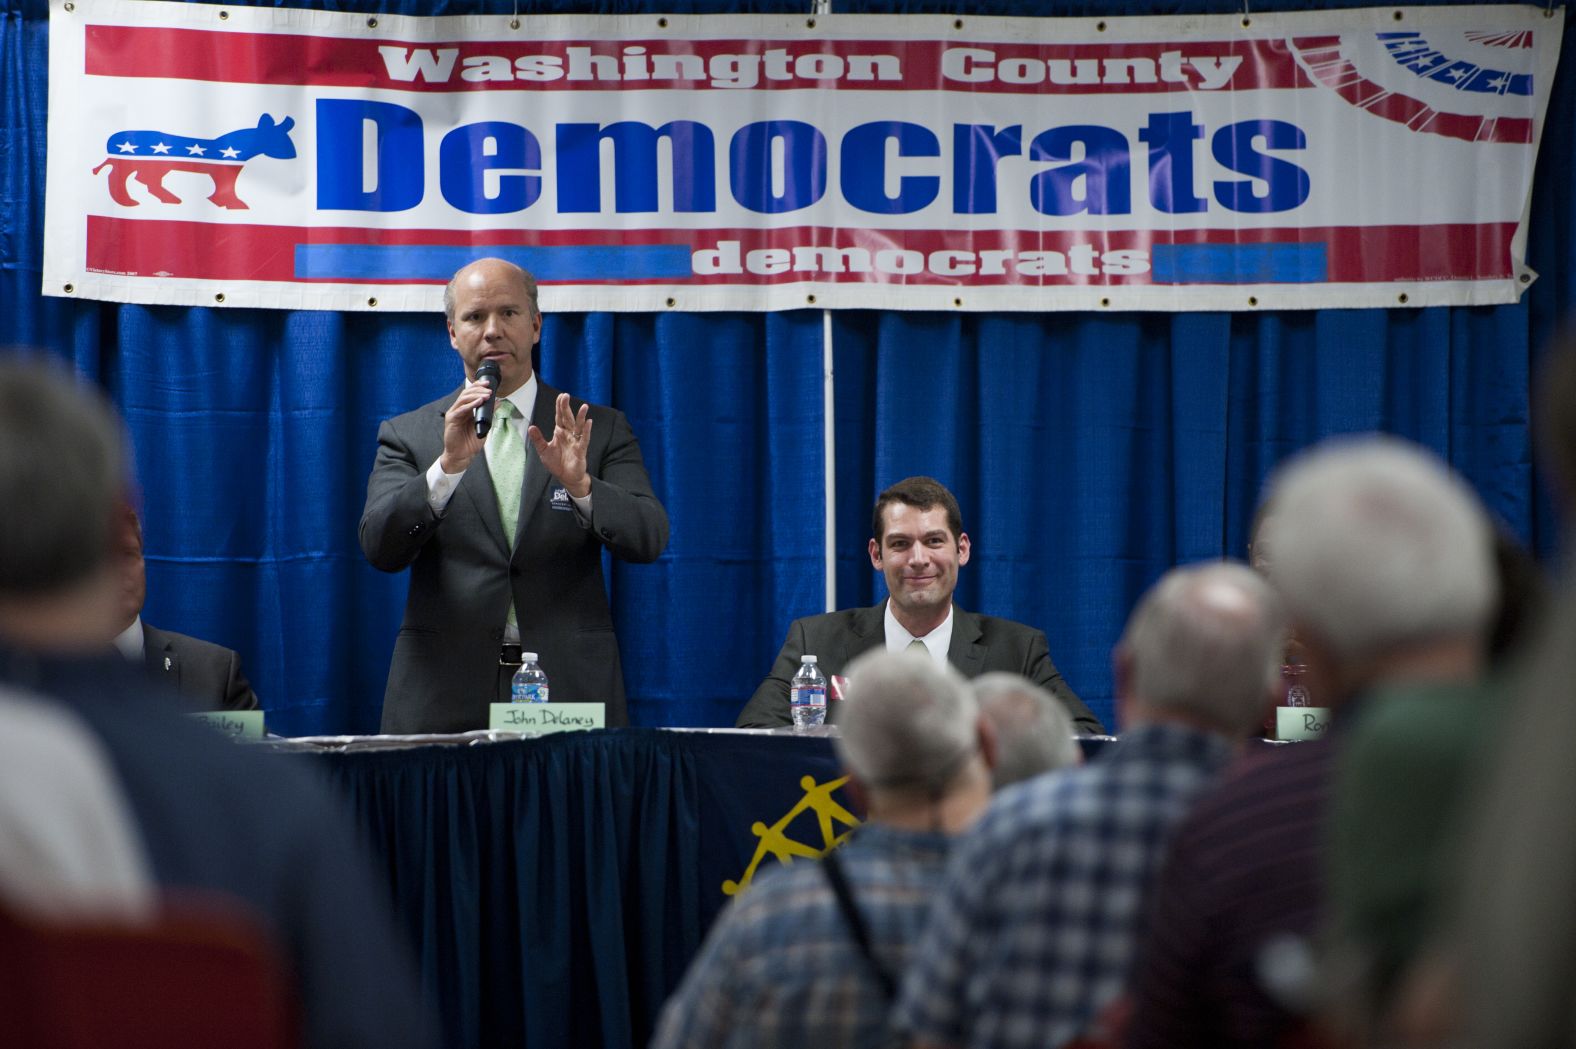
[835,650,977,793]
[1121,561,1287,734]
[971,673,1081,788]
[1263,436,1496,666]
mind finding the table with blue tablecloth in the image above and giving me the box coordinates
[297,727,1113,1049]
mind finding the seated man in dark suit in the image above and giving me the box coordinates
[737,476,1104,733]
[110,508,259,712]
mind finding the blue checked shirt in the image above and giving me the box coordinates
[894,722,1235,1049]
[651,823,955,1049]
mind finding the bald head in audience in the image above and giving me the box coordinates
[1115,560,1287,736]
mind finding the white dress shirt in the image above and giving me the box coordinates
[883,601,954,667]
[112,616,144,662]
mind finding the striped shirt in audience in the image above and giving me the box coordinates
[652,824,953,1049]
[1125,737,1336,1049]
[895,722,1234,1049]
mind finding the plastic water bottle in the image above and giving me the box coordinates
[511,653,549,704]
[790,655,827,729]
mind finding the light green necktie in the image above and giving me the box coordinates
[489,401,526,628]
[907,638,928,655]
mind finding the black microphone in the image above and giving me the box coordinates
[473,360,502,438]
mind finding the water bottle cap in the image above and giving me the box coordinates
[522,652,538,661]
[801,655,818,663]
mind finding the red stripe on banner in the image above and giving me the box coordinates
[1364,91,1432,126]
[84,25,1314,93]
[84,216,1517,286]
[1481,117,1534,144]
[1335,77,1391,109]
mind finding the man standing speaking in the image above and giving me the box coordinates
[361,258,669,732]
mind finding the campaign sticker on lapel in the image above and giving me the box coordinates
[549,485,574,511]
[191,710,266,742]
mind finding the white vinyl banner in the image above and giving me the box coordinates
[43,1,1562,312]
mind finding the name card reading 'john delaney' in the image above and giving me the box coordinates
[489,703,606,734]
[190,710,266,742]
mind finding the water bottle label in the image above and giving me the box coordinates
[791,685,826,707]
[513,684,549,704]
[791,684,827,729]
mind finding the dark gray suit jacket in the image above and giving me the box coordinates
[142,622,260,712]
[735,602,1105,733]
[360,380,669,733]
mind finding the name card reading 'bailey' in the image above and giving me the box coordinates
[489,703,606,735]
[1276,706,1331,742]
[191,710,266,742]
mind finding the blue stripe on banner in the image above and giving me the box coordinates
[294,244,694,282]
[1151,243,1328,284]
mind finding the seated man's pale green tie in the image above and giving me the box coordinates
[490,400,526,629]
[907,638,927,654]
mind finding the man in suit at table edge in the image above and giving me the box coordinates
[360,258,669,733]
[737,476,1104,733]
[110,507,260,713]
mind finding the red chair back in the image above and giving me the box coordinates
[0,897,299,1049]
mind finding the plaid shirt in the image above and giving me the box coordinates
[894,722,1234,1049]
[651,823,954,1049]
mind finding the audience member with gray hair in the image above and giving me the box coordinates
[972,673,1082,789]
[653,650,994,1049]
[898,561,1283,1049]
[1315,337,1576,1049]
[0,359,439,1049]
[835,648,988,806]
[1126,436,1496,1049]
[1261,435,1496,684]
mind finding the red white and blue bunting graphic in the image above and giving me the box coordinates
[44,1,1562,312]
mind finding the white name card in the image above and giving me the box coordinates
[191,710,265,742]
[489,703,606,734]
[1275,706,1331,742]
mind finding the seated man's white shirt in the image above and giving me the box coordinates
[884,602,954,666]
[113,616,143,662]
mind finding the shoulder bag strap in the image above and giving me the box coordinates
[820,846,898,1001]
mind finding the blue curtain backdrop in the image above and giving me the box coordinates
[3,0,1571,735]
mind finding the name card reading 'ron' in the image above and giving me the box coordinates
[1276,706,1331,742]
[190,710,266,741]
[489,703,606,735]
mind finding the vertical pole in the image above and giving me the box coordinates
[822,308,836,612]
[817,0,835,613]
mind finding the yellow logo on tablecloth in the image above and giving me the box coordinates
[721,774,861,896]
